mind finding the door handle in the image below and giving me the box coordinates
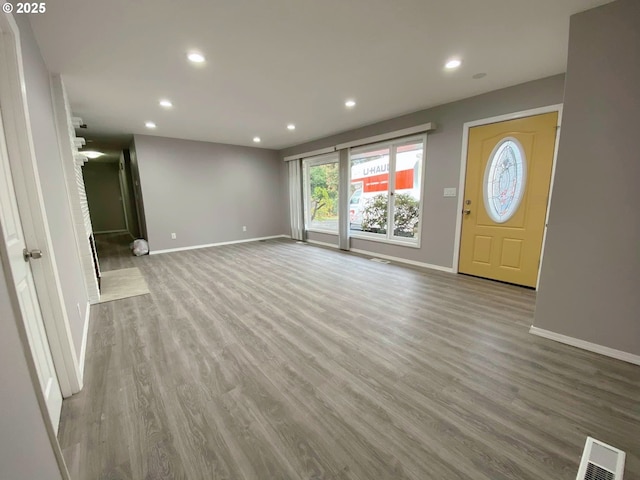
[463,209,471,216]
[23,248,43,262]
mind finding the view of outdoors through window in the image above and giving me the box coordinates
[349,140,423,241]
[350,147,390,236]
[307,161,339,231]
[303,138,423,242]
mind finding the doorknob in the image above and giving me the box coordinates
[23,248,43,262]
[463,209,471,215]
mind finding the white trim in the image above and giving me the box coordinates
[529,326,640,366]
[94,229,128,235]
[350,248,453,273]
[536,107,563,289]
[452,104,563,283]
[118,153,130,233]
[150,235,288,255]
[307,239,339,249]
[78,302,91,380]
[335,122,435,150]
[284,146,335,161]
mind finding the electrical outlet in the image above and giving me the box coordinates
[171,232,177,239]
[242,226,247,232]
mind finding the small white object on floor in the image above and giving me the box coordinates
[131,238,149,256]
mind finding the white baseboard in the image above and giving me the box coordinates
[349,248,454,273]
[529,326,640,366]
[150,235,289,255]
[306,239,339,249]
[78,302,91,380]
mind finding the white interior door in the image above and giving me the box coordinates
[0,106,62,431]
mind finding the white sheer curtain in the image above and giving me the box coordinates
[288,159,305,240]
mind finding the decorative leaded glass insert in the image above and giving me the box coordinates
[483,138,526,223]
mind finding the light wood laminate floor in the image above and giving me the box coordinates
[58,234,640,479]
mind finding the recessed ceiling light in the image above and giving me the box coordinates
[345,99,356,108]
[287,124,296,131]
[445,58,462,70]
[145,121,157,129]
[187,52,205,63]
[253,136,261,143]
[159,99,173,108]
[82,151,104,159]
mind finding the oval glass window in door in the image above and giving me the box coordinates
[483,138,527,223]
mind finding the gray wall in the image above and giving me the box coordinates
[133,135,287,252]
[0,259,63,480]
[84,161,127,233]
[534,0,640,356]
[307,231,339,247]
[15,15,89,358]
[281,75,565,268]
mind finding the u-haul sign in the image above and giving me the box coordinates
[350,148,420,193]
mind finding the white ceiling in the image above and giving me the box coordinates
[30,0,611,150]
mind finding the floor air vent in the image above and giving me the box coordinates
[370,258,391,264]
[577,437,625,480]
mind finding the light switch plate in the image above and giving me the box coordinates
[443,187,457,197]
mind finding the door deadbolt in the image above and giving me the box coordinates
[23,248,43,262]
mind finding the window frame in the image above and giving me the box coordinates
[302,153,341,235]
[348,134,426,248]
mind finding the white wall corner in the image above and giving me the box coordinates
[78,302,91,382]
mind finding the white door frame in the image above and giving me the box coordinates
[452,104,563,290]
[0,13,82,396]
[118,153,131,234]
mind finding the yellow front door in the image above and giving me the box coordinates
[458,112,558,287]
